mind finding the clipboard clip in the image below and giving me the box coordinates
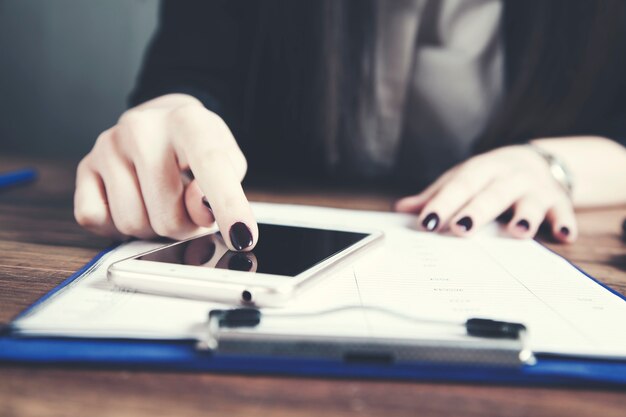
[198,306,536,368]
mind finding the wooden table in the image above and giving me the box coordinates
[1,155,625,417]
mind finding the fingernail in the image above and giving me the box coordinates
[422,213,439,231]
[496,209,514,224]
[228,253,253,271]
[229,222,253,250]
[201,196,212,210]
[516,219,530,231]
[560,226,570,237]
[456,216,473,232]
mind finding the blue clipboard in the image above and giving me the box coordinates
[1,246,626,387]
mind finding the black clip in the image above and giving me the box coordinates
[465,318,526,340]
[209,308,262,328]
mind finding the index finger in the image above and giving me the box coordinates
[171,106,258,251]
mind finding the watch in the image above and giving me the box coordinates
[526,144,574,198]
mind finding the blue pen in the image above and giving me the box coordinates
[0,168,38,189]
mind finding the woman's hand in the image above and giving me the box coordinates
[74,94,258,251]
[395,145,577,242]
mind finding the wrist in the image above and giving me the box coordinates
[525,143,574,198]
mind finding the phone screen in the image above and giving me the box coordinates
[137,224,370,277]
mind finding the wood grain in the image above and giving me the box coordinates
[1,155,625,417]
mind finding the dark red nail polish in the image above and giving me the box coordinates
[456,216,473,232]
[228,253,253,271]
[560,226,570,237]
[422,213,439,231]
[229,222,253,250]
[516,219,530,231]
[201,196,212,210]
[496,208,514,224]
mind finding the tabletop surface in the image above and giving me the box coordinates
[1,155,625,417]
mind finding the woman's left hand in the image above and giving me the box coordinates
[394,145,577,242]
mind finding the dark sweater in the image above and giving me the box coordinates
[130,0,626,190]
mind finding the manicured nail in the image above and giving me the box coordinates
[229,222,253,250]
[516,219,530,231]
[228,253,253,271]
[560,226,570,237]
[456,216,473,232]
[201,196,212,210]
[496,209,514,224]
[422,213,439,231]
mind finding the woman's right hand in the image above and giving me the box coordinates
[74,94,258,251]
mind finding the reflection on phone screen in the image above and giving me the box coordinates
[138,224,369,277]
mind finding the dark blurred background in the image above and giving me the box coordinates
[0,0,159,159]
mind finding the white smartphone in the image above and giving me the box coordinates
[107,222,383,306]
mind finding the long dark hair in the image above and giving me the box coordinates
[240,0,626,183]
[479,0,626,151]
[242,0,377,179]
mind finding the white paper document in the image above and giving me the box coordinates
[13,203,626,360]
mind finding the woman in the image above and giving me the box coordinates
[74,0,626,251]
